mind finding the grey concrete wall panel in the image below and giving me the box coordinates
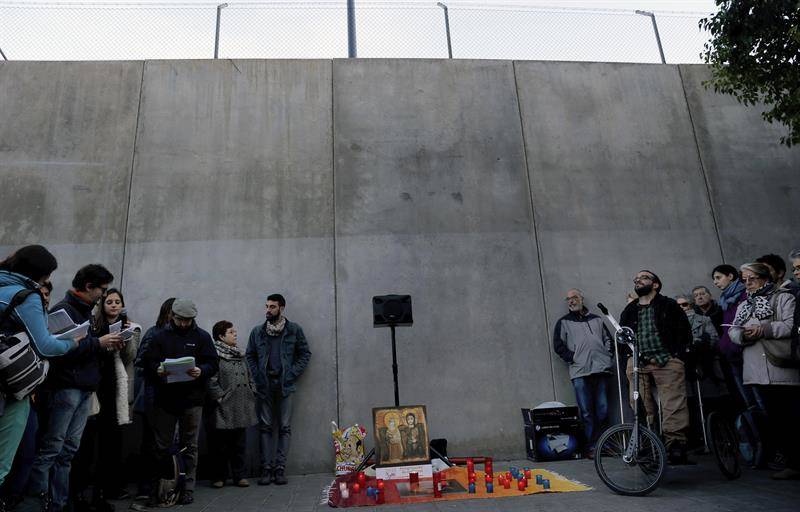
[515,62,723,403]
[0,61,143,290]
[333,59,551,459]
[122,60,335,473]
[679,65,800,265]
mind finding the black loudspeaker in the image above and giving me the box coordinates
[372,295,413,327]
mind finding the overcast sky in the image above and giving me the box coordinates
[0,1,719,61]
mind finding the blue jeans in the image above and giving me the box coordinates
[28,389,92,508]
[573,374,610,451]
[1,402,37,497]
[257,384,294,472]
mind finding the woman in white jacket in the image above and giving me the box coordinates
[90,288,141,499]
[729,262,799,480]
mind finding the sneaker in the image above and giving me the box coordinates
[257,469,273,486]
[235,479,250,488]
[211,481,224,489]
[771,468,800,480]
[178,492,193,505]
[273,469,288,486]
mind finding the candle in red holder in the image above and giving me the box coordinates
[353,482,361,494]
[376,479,385,491]
[505,471,512,481]
[433,473,442,498]
[484,474,492,484]
[357,472,366,486]
[409,472,419,484]
[466,458,474,469]
[376,489,385,504]
[498,475,505,486]
[504,478,511,490]
[518,480,525,491]
[524,469,531,479]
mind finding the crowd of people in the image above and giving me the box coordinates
[0,245,312,512]
[553,252,800,480]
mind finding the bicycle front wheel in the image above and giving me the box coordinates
[594,423,667,496]
[707,411,742,480]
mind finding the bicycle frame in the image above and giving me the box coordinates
[597,303,641,462]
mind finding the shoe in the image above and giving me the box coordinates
[273,469,287,486]
[236,479,250,488]
[667,443,694,465]
[178,492,193,505]
[211,481,224,489]
[771,468,800,480]
[257,469,273,486]
[768,452,787,471]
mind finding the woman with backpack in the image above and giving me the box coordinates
[729,262,800,480]
[0,246,77,493]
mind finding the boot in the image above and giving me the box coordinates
[273,468,287,486]
[257,468,273,486]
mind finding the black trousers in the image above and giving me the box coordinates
[206,427,247,482]
[758,385,800,470]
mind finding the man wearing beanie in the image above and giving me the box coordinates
[138,299,218,505]
[620,270,693,465]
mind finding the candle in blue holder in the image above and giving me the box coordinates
[468,482,476,494]
[535,474,543,484]
[486,483,494,493]
[542,479,550,490]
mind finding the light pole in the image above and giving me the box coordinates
[347,0,357,58]
[214,3,228,59]
[437,2,453,59]
[635,10,666,64]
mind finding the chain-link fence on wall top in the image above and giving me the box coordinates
[0,1,712,62]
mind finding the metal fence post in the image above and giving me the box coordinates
[635,10,666,64]
[348,0,357,58]
[437,2,453,59]
[214,3,228,59]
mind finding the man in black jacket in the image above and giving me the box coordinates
[28,264,122,512]
[620,270,692,465]
[138,299,218,505]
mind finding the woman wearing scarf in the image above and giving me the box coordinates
[206,321,257,488]
[729,262,800,480]
[712,264,766,413]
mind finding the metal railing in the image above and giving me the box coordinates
[0,1,712,62]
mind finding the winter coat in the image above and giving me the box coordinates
[729,289,800,386]
[45,291,107,391]
[137,322,219,413]
[207,345,257,430]
[246,320,311,398]
[552,309,613,380]
[620,293,692,361]
[95,320,141,425]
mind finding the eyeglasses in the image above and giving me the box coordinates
[633,276,654,283]
[564,296,581,302]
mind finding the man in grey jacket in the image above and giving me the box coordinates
[553,288,613,457]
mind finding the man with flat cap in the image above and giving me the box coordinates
[138,298,219,505]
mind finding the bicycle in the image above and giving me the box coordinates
[593,303,667,496]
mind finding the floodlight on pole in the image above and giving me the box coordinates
[635,10,666,64]
[214,3,228,59]
[437,2,453,59]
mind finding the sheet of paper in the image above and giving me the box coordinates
[108,320,122,334]
[48,309,76,335]
[160,356,196,383]
[56,320,90,340]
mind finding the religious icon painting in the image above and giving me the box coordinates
[372,405,430,467]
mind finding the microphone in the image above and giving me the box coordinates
[597,303,609,315]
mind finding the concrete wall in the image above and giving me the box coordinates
[1,59,797,474]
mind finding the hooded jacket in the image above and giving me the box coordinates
[553,309,613,380]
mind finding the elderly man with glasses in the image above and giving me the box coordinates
[620,270,693,465]
[552,289,613,459]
